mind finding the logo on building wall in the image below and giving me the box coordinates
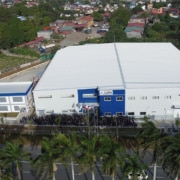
[100,90,113,95]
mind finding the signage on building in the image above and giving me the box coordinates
[99,90,113,95]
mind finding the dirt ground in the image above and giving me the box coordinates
[60,27,102,47]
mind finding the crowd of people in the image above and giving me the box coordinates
[20,113,137,128]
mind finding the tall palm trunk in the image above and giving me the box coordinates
[16,166,21,180]
[71,159,75,180]
[92,171,95,180]
[53,173,56,180]
[153,162,157,180]
[175,175,178,180]
[16,160,21,180]
[52,163,57,180]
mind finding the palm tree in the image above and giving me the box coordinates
[1,141,31,180]
[160,134,180,180]
[122,152,148,180]
[137,120,166,180]
[54,133,79,180]
[32,137,59,180]
[99,135,126,180]
[77,135,101,180]
[0,148,14,179]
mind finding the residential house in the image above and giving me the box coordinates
[76,16,94,28]
[37,30,53,40]
[19,37,44,48]
[125,17,146,38]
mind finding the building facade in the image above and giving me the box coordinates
[33,43,180,120]
[0,82,34,113]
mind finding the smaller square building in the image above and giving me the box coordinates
[0,81,33,113]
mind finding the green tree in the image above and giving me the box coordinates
[92,11,103,21]
[54,133,79,180]
[160,135,180,180]
[137,121,166,180]
[110,7,131,27]
[99,136,126,180]
[104,24,127,42]
[32,137,59,180]
[1,141,31,180]
[122,152,148,180]
[78,135,101,180]
[132,4,143,14]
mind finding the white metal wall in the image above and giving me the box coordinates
[33,88,79,116]
[125,87,180,120]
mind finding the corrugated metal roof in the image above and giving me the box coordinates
[34,43,180,91]
[127,23,145,28]
[125,26,144,32]
[60,26,73,31]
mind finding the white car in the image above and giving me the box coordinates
[128,170,148,180]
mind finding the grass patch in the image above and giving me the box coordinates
[0,53,37,72]
[0,112,19,118]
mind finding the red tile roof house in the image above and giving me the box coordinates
[127,22,145,28]
[19,37,44,48]
[76,16,94,28]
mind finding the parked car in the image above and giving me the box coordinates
[97,29,109,33]
[128,170,148,180]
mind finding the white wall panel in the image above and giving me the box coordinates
[126,88,180,119]
[33,89,79,115]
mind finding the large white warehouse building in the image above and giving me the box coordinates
[33,42,180,120]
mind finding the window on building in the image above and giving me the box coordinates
[164,96,171,99]
[128,112,134,115]
[152,96,159,99]
[104,97,111,101]
[140,96,147,100]
[140,112,146,115]
[13,97,23,102]
[82,93,97,98]
[128,97,135,100]
[105,112,111,116]
[117,112,123,116]
[116,96,123,101]
[14,106,20,111]
[0,97,6,102]
[38,95,52,98]
[0,106,8,111]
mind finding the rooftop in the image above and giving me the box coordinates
[0,82,33,95]
[34,42,180,91]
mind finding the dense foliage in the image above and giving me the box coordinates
[9,47,40,58]
[0,3,59,49]
[0,1,180,49]
[0,125,179,180]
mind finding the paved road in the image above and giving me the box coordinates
[20,145,173,180]
[0,61,49,82]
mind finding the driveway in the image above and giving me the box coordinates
[60,27,102,47]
